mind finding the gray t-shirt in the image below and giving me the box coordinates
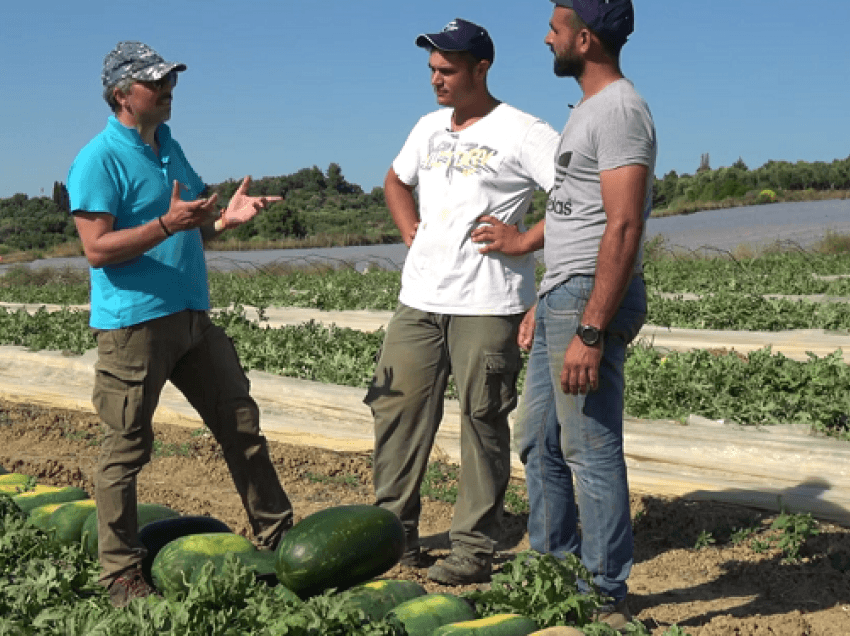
[539,78,657,297]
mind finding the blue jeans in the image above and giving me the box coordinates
[514,275,646,602]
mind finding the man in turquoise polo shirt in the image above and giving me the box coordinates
[67,41,293,607]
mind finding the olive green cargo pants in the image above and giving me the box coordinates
[366,304,523,559]
[92,310,292,585]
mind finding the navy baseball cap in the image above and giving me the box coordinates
[416,18,495,64]
[102,41,186,90]
[552,0,634,49]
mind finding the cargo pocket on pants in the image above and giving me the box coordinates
[473,352,520,421]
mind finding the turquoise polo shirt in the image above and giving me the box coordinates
[68,116,210,329]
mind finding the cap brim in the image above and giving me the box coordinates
[415,33,467,53]
[130,61,187,81]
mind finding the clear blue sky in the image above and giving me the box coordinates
[2,0,848,199]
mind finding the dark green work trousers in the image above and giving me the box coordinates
[92,310,293,585]
[366,304,523,559]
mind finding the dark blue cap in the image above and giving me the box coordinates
[552,0,634,48]
[416,18,495,64]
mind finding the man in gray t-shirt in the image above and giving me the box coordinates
[513,1,657,630]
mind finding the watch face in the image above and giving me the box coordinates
[578,325,601,346]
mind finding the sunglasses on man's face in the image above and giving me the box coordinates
[138,70,178,91]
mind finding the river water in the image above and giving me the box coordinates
[3,198,848,273]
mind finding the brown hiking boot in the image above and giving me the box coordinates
[107,567,159,607]
[427,552,491,585]
[399,529,424,567]
[593,599,632,632]
[399,544,426,567]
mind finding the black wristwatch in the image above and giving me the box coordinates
[576,324,603,347]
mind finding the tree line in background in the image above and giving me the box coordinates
[653,154,850,211]
[0,155,848,254]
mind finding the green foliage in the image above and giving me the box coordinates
[757,189,778,204]
[0,266,89,304]
[207,164,399,245]
[652,154,850,211]
[693,530,715,550]
[504,484,530,515]
[0,512,103,627]
[464,551,604,628]
[304,471,361,488]
[0,307,93,354]
[730,526,756,545]
[209,268,401,311]
[214,307,383,387]
[420,461,459,505]
[0,194,77,252]
[648,291,850,331]
[625,345,850,436]
[770,507,820,562]
[644,249,850,296]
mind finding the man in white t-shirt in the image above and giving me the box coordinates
[514,1,657,630]
[364,17,559,585]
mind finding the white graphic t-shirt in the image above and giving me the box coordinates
[394,103,558,315]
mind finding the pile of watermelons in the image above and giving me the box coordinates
[0,471,575,636]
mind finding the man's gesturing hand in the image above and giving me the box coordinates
[161,181,219,233]
[216,176,282,231]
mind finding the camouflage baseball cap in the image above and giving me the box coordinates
[101,41,186,89]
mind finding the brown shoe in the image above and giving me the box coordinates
[107,567,159,607]
[399,529,424,567]
[593,599,632,632]
[427,552,491,585]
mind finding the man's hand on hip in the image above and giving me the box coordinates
[473,215,525,255]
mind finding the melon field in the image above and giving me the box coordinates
[0,245,849,634]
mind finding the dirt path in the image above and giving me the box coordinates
[1,399,848,635]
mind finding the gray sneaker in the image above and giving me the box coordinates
[107,567,159,607]
[593,599,632,632]
[427,552,491,585]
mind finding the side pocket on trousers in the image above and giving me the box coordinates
[473,351,521,420]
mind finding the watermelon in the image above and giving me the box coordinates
[275,504,405,598]
[81,502,181,556]
[151,532,258,598]
[11,485,88,514]
[188,549,280,588]
[138,515,232,586]
[434,614,539,636]
[0,473,30,487]
[28,502,69,531]
[47,499,98,544]
[388,593,477,636]
[345,579,427,621]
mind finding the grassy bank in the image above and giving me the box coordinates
[651,187,850,218]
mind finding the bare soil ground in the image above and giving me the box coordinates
[1,398,849,635]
